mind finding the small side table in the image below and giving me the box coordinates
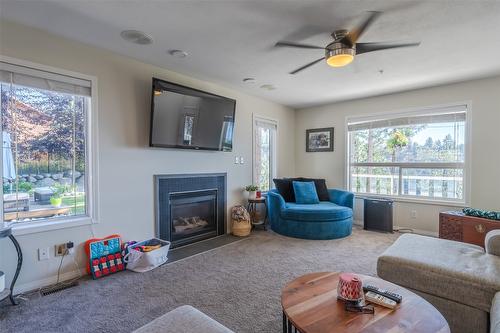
[246,197,268,230]
[0,224,23,305]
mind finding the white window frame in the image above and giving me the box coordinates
[252,114,278,193]
[345,102,472,206]
[0,55,99,235]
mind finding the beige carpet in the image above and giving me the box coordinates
[0,227,399,333]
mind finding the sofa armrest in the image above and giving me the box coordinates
[486,230,500,256]
[328,189,354,209]
[267,190,286,211]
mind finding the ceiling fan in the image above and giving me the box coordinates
[275,11,421,74]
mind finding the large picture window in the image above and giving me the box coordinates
[1,61,93,225]
[347,105,467,203]
[253,117,277,192]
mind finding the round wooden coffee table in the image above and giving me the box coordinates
[281,272,450,333]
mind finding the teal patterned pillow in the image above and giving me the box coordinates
[463,207,500,221]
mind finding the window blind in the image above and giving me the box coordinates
[255,118,277,130]
[347,105,467,132]
[0,61,91,97]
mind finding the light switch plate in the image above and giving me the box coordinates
[240,157,244,164]
[234,156,240,164]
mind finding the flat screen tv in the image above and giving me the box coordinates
[150,78,236,151]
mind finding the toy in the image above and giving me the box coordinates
[132,244,162,252]
[84,234,125,279]
[121,241,137,257]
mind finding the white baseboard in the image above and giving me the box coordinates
[13,267,86,295]
[354,219,438,237]
[393,225,438,237]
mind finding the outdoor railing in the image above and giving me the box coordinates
[349,162,464,201]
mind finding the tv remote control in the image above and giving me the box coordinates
[365,291,397,309]
[363,285,402,303]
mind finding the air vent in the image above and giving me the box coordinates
[40,280,79,296]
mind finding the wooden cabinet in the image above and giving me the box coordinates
[439,211,500,248]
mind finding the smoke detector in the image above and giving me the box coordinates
[120,30,154,45]
[260,84,276,91]
[168,50,189,58]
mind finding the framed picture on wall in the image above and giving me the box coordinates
[306,127,334,152]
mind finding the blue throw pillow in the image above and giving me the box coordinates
[293,181,320,204]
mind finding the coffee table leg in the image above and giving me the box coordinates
[283,311,299,333]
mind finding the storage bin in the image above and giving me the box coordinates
[123,238,170,272]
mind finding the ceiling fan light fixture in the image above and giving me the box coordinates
[326,47,355,67]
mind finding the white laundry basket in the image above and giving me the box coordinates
[123,238,170,273]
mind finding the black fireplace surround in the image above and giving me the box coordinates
[155,173,226,248]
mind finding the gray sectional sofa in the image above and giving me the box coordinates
[378,230,500,333]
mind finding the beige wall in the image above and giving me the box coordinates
[2,18,499,292]
[295,76,500,234]
[0,21,296,291]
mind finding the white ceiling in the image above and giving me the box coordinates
[2,0,500,109]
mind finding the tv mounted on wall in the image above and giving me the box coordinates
[149,78,236,151]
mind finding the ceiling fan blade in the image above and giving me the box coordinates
[289,57,325,75]
[275,41,325,50]
[356,41,421,55]
[342,11,382,45]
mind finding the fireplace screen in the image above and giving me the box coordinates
[169,190,218,246]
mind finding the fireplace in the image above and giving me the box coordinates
[155,173,226,248]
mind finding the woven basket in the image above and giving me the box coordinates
[231,205,251,237]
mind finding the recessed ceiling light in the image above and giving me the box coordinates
[242,78,256,84]
[120,30,154,45]
[168,50,189,58]
[260,84,276,91]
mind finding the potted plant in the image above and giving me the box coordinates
[245,185,259,200]
[50,183,67,207]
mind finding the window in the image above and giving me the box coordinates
[347,105,467,203]
[253,117,277,192]
[1,61,94,225]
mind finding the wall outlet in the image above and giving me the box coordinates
[240,157,244,164]
[38,247,50,261]
[55,241,74,256]
[410,210,418,219]
[55,243,67,256]
[234,156,240,164]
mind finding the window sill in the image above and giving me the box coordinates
[10,216,96,236]
[354,194,468,207]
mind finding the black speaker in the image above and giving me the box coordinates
[363,198,393,233]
